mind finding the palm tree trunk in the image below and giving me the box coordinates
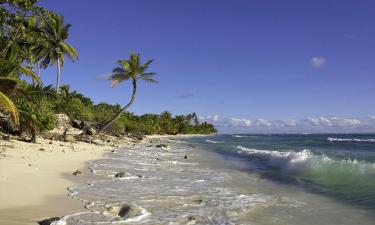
[37,62,41,78]
[56,57,61,92]
[100,79,137,132]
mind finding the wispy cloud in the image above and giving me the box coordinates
[310,56,326,68]
[176,93,195,99]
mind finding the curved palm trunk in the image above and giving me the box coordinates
[100,79,137,132]
[56,57,61,92]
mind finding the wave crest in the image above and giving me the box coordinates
[236,146,375,175]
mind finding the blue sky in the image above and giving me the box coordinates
[38,0,375,133]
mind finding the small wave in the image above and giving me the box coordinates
[327,137,375,143]
[233,135,246,138]
[205,139,218,143]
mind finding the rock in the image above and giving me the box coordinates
[184,155,188,159]
[193,199,203,204]
[114,172,129,178]
[54,114,70,129]
[37,217,60,225]
[72,170,82,176]
[128,132,144,140]
[0,112,18,134]
[136,174,143,178]
[28,164,32,167]
[49,141,53,144]
[71,119,85,129]
[2,134,10,141]
[64,134,76,142]
[39,148,45,151]
[156,144,168,148]
[83,126,96,135]
[107,204,142,218]
[187,216,196,221]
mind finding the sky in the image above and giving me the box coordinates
[37,0,375,133]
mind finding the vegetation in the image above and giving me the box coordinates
[0,0,217,141]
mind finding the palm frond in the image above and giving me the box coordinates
[0,91,19,126]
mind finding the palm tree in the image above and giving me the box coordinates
[0,47,41,127]
[100,52,157,132]
[37,14,78,92]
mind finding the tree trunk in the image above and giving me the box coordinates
[100,79,137,132]
[30,125,36,143]
[37,62,41,79]
[56,57,61,92]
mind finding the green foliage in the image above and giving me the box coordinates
[56,97,93,121]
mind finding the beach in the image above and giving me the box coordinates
[1,134,375,224]
[0,135,133,225]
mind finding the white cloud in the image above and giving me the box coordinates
[255,119,272,127]
[310,56,326,68]
[199,114,220,123]
[199,114,374,133]
[227,118,252,127]
[280,119,297,127]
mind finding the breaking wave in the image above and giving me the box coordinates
[236,146,375,205]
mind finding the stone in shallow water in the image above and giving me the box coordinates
[107,204,142,218]
[37,217,60,225]
[114,171,129,178]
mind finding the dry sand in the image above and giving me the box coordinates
[0,136,130,225]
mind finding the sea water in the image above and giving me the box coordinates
[54,134,375,224]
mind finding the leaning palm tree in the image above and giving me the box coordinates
[100,52,157,132]
[36,14,78,92]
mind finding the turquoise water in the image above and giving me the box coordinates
[185,134,375,210]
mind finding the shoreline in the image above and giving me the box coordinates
[0,135,132,225]
[0,134,206,225]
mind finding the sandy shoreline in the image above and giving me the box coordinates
[0,135,133,225]
[0,134,204,225]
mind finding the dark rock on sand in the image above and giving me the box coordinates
[37,217,60,225]
[184,155,188,159]
[156,144,168,148]
[188,216,196,221]
[2,134,10,141]
[107,204,142,218]
[193,199,203,204]
[114,172,129,178]
[72,170,82,176]
[83,125,96,135]
[72,119,85,129]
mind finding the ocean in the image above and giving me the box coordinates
[54,134,375,224]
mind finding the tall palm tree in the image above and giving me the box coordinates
[100,52,157,132]
[36,14,78,92]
